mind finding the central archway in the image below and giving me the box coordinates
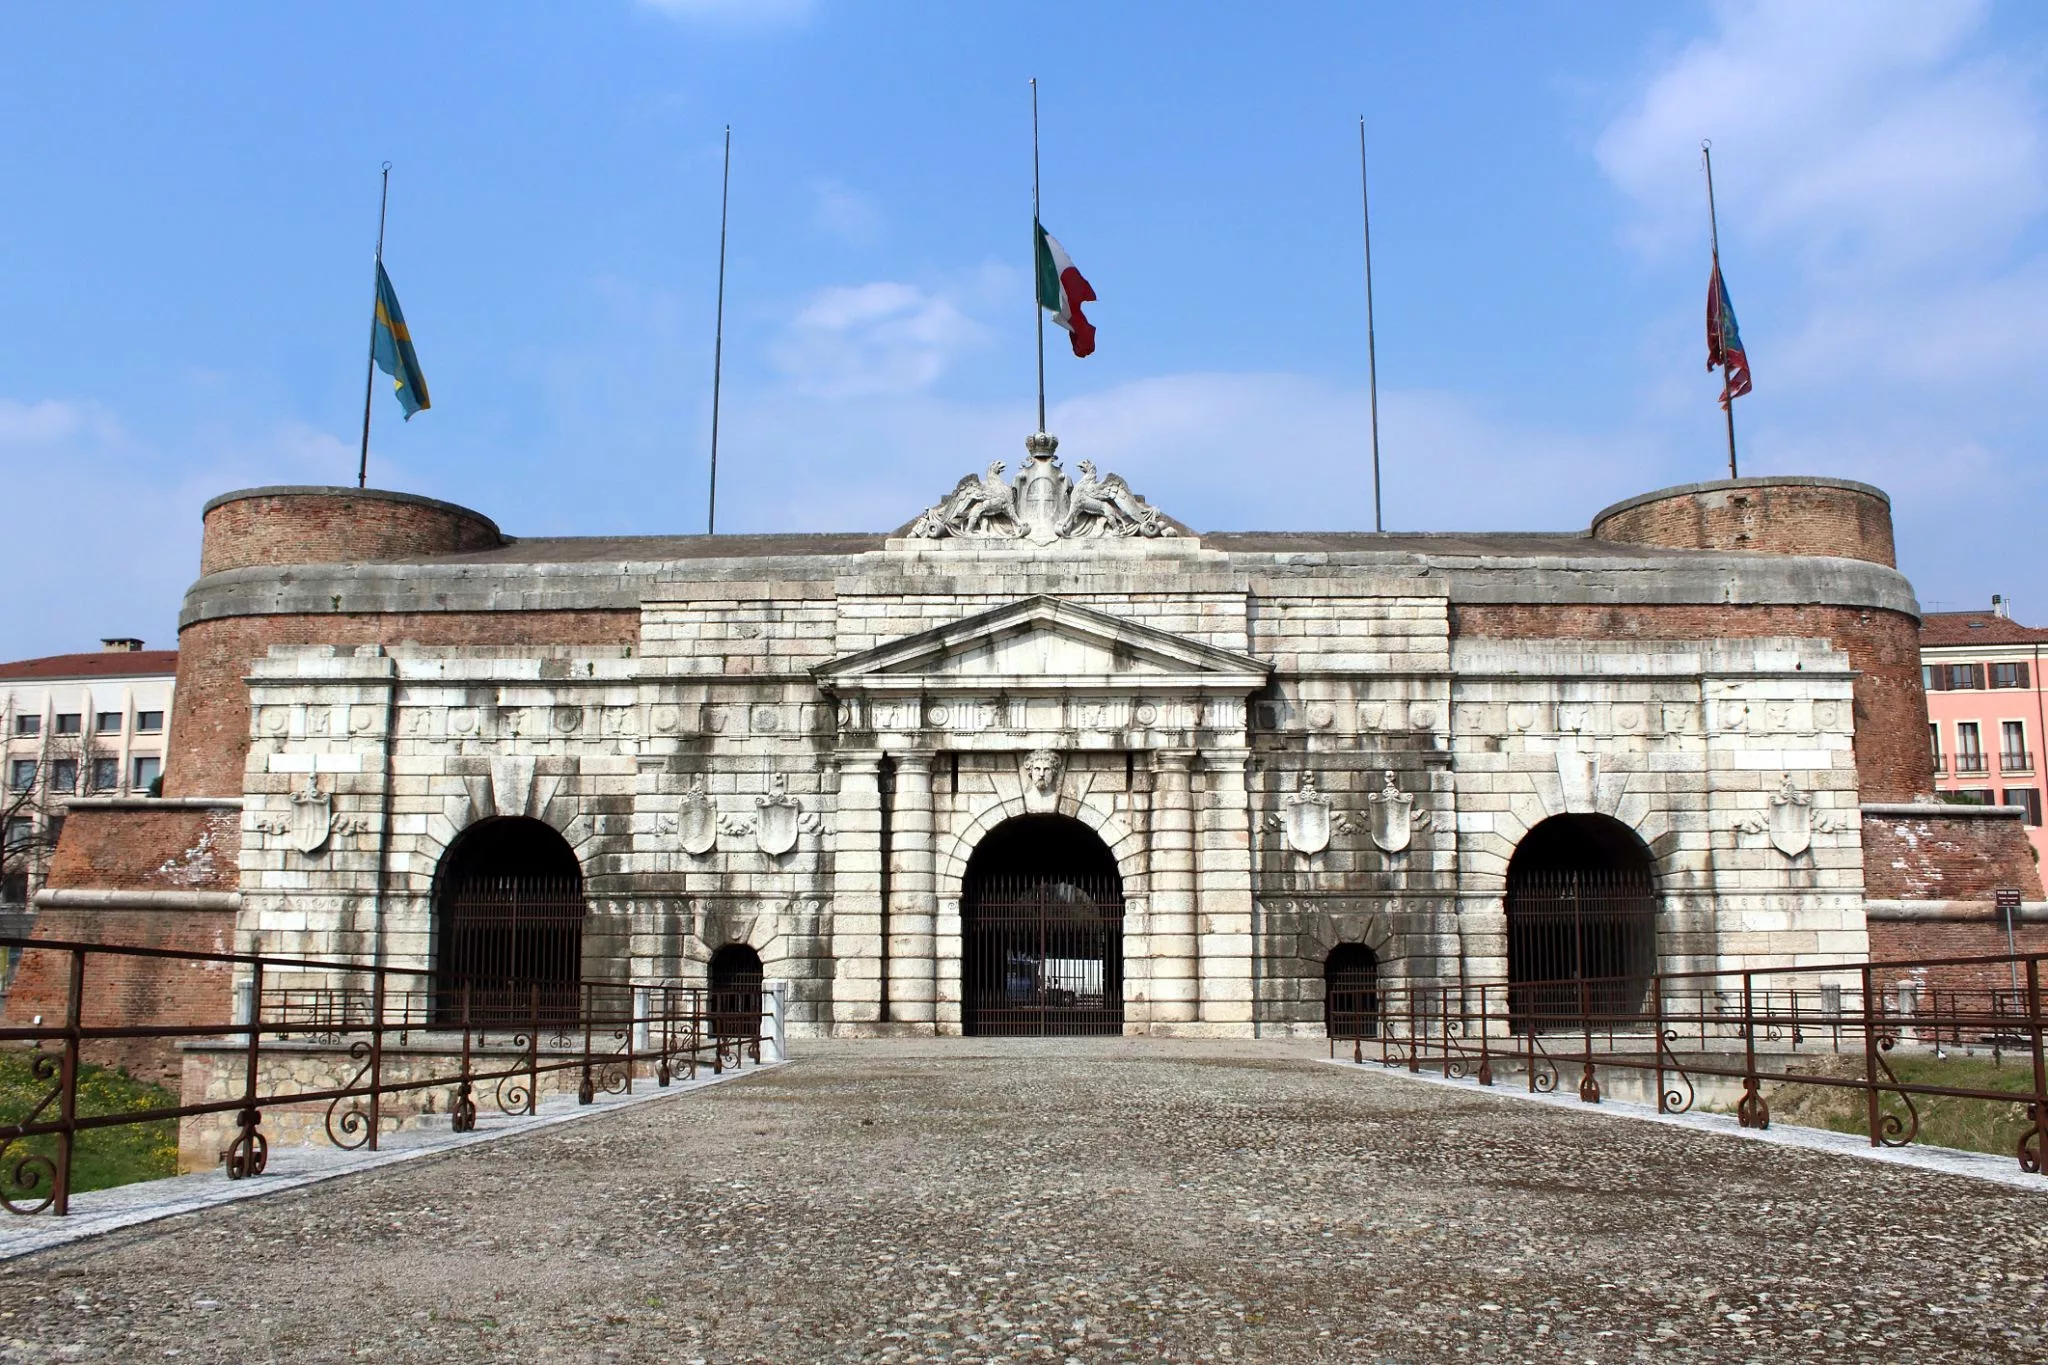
[961,815,1125,1036]
[432,817,586,1026]
[1505,814,1658,1029]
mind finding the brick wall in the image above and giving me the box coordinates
[43,806,240,892]
[1592,481,1896,566]
[1861,811,2043,900]
[166,610,638,796]
[200,489,501,576]
[2,908,237,1087]
[1453,602,1931,802]
[1866,918,2048,996]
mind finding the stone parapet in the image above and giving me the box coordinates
[1591,476,1896,567]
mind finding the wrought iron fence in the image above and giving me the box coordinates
[962,871,1125,1036]
[0,935,768,1217]
[1332,950,2048,1176]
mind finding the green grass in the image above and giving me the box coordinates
[0,1051,179,1199]
[1767,1050,2045,1160]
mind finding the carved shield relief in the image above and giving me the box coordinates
[1368,770,1415,854]
[1281,777,1333,856]
[755,775,802,857]
[1768,777,1814,857]
[288,775,333,856]
[677,780,718,857]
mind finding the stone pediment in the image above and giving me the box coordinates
[813,595,1269,696]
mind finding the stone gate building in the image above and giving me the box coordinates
[21,437,2044,1048]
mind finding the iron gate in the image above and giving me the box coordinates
[434,874,586,1025]
[1505,867,1657,1029]
[1324,945,1381,1039]
[963,871,1124,1036]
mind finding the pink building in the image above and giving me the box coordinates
[1923,598,2048,862]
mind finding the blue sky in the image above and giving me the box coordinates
[2,1,2044,656]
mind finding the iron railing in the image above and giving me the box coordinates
[2001,750,2033,774]
[1954,752,1991,774]
[0,935,767,1217]
[962,871,1125,1036]
[1331,950,2048,1176]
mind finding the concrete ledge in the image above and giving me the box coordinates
[59,796,244,812]
[1861,802,2025,820]
[31,889,241,912]
[1864,898,2048,922]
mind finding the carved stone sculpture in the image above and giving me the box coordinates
[1734,774,1842,857]
[910,432,1176,544]
[1368,770,1431,854]
[1020,748,1065,813]
[254,774,366,855]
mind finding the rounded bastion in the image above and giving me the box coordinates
[1590,476,1895,568]
[199,486,503,576]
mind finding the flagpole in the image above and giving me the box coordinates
[357,162,392,490]
[708,125,731,535]
[1360,118,1384,533]
[1703,140,1738,480]
[1031,77,1046,434]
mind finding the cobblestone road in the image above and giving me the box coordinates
[0,1038,2041,1363]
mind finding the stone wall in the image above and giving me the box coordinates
[1454,602,1930,802]
[167,610,637,797]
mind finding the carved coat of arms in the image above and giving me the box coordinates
[1368,770,1431,854]
[675,779,718,857]
[288,774,334,856]
[1734,774,1842,857]
[1268,774,1356,858]
[909,432,1175,545]
[755,773,804,856]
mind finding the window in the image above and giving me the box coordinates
[7,760,34,792]
[45,815,62,848]
[47,759,77,794]
[131,756,160,791]
[12,715,38,737]
[1938,663,1986,691]
[134,711,163,734]
[52,713,80,735]
[88,757,119,793]
[0,873,24,907]
[1950,789,1994,805]
[1923,664,1942,691]
[1929,722,1943,771]
[94,711,121,734]
[2002,721,2030,772]
[1955,722,1987,773]
[2004,788,2043,826]
[1992,661,2032,689]
[2,817,30,849]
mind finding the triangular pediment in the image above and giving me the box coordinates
[814,595,1269,693]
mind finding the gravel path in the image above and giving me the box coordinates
[0,1037,2040,1362]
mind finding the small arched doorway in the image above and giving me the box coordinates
[707,943,764,1039]
[962,815,1125,1036]
[1324,944,1380,1038]
[1505,814,1658,1028]
[433,817,586,1025]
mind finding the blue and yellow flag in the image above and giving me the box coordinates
[372,261,431,419]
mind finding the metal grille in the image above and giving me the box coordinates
[1506,868,1657,1029]
[434,875,586,1025]
[1324,946,1381,1039]
[963,872,1124,1036]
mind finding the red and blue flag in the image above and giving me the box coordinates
[1706,259,1751,408]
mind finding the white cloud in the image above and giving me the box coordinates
[1597,0,2044,271]
[809,177,883,244]
[0,397,361,659]
[769,281,989,398]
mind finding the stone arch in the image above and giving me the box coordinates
[1503,812,1659,1025]
[937,790,1142,906]
[959,813,1126,1036]
[429,815,587,1025]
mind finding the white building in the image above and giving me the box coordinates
[1,640,177,908]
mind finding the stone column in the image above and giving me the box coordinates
[828,753,886,1031]
[1197,747,1255,1031]
[887,752,937,1030]
[1148,751,1199,1027]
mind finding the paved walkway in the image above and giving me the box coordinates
[0,1038,2041,1363]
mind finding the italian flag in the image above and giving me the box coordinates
[1035,219,1097,357]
